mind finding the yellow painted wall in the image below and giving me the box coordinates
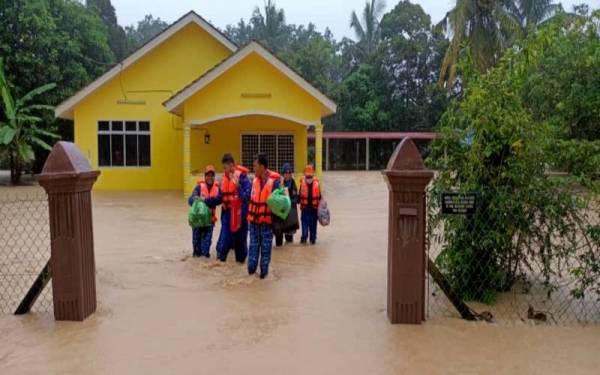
[183,52,323,126]
[188,115,307,191]
[73,23,232,190]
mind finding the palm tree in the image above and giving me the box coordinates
[251,0,287,51]
[438,0,518,90]
[350,0,387,56]
[505,0,562,35]
[438,0,562,90]
[0,59,58,184]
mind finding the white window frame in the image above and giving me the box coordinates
[97,120,151,168]
[240,132,295,172]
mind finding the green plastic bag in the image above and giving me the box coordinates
[267,187,291,220]
[188,200,212,228]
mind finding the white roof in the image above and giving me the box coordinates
[163,42,337,117]
[55,11,237,120]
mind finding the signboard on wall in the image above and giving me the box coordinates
[441,193,478,215]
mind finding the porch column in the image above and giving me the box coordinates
[315,123,324,177]
[183,122,191,197]
[325,137,330,171]
[366,138,370,171]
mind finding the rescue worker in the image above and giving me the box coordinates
[299,165,321,245]
[247,153,280,278]
[274,163,298,246]
[216,153,251,263]
[188,165,221,258]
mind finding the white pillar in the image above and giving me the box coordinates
[325,137,330,171]
[366,138,370,171]
[355,141,359,170]
[183,122,191,197]
[315,124,324,177]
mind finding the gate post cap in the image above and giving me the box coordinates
[41,141,92,175]
[386,138,425,171]
[382,138,433,186]
[36,141,100,189]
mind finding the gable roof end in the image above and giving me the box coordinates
[163,41,337,117]
[54,11,237,120]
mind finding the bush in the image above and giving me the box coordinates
[427,38,599,303]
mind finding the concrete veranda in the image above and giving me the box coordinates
[1,172,599,374]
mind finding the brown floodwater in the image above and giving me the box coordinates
[1,172,599,374]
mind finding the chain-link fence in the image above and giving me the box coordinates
[0,191,53,315]
[426,186,600,324]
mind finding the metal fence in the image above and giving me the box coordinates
[0,192,53,315]
[426,187,600,324]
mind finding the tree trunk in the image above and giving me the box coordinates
[9,151,15,184]
[10,152,22,185]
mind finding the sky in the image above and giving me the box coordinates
[111,0,600,41]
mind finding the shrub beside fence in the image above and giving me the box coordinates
[0,192,53,315]
[426,188,600,324]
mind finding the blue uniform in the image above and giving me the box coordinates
[248,177,280,278]
[216,173,251,263]
[301,207,318,244]
[188,184,221,257]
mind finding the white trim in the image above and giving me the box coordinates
[164,42,337,116]
[55,12,237,120]
[188,111,316,128]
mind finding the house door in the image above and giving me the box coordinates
[241,133,294,172]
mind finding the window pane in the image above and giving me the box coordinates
[259,135,277,171]
[125,134,138,166]
[278,135,294,171]
[139,121,150,132]
[138,134,151,166]
[125,121,137,132]
[242,134,259,171]
[98,121,109,131]
[98,134,111,166]
[111,134,124,166]
[111,121,123,131]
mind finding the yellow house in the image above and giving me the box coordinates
[55,11,336,194]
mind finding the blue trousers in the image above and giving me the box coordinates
[248,223,273,276]
[301,208,318,244]
[192,226,214,257]
[216,209,248,263]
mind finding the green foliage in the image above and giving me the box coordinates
[86,0,129,59]
[0,59,59,184]
[125,15,169,50]
[438,0,562,89]
[520,12,600,141]
[427,12,600,302]
[350,0,387,58]
[0,0,115,108]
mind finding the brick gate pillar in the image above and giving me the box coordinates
[36,142,100,321]
[382,138,433,324]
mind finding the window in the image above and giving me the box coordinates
[98,121,151,167]
[241,134,295,171]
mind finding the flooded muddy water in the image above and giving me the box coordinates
[1,172,599,374]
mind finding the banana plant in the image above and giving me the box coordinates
[0,58,58,184]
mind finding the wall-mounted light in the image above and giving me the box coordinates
[204,130,211,145]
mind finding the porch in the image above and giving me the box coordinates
[181,113,324,194]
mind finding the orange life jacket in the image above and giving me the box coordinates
[300,178,321,209]
[198,181,220,224]
[247,175,275,225]
[221,165,249,209]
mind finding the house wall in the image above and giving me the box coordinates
[188,115,308,191]
[183,52,324,126]
[73,23,232,191]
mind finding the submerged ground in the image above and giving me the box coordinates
[1,172,599,374]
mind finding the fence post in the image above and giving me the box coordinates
[382,138,433,324]
[36,142,100,321]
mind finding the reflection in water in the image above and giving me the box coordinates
[1,172,599,374]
